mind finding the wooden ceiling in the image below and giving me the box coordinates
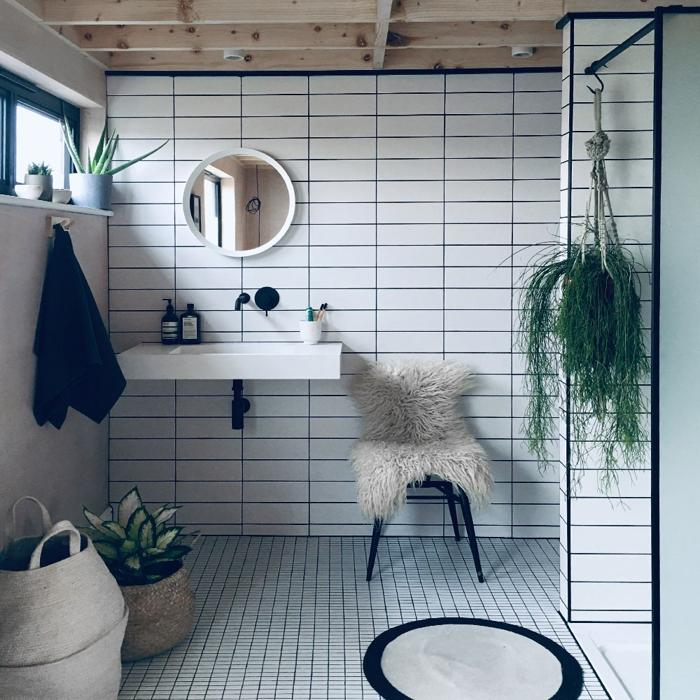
[12,0,677,71]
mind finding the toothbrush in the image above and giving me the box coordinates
[317,303,328,322]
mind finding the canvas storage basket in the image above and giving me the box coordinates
[0,497,128,700]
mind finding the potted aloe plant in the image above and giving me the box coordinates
[24,162,53,201]
[61,118,167,210]
[82,487,195,661]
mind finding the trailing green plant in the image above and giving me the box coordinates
[61,117,167,176]
[26,162,52,175]
[82,487,192,586]
[520,245,649,491]
[520,89,649,493]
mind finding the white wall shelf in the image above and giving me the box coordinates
[0,194,113,218]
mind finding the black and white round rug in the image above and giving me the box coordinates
[363,618,584,700]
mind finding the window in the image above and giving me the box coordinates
[0,69,79,195]
[15,105,67,185]
[202,173,222,247]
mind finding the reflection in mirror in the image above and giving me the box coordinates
[183,149,295,258]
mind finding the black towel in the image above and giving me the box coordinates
[33,224,126,428]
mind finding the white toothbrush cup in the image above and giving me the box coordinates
[299,320,323,344]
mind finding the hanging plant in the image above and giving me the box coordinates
[520,88,649,493]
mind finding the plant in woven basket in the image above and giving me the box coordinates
[520,88,649,493]
[82,487,191,586]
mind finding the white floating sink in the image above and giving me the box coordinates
[117,342,343,381]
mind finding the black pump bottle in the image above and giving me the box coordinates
[179,303,201,344]
[161,298,178,345]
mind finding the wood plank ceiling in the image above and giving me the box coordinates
[13,0,674,71]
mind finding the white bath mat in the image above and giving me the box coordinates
[363,618,583,700]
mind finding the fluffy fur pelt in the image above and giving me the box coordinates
[349,360,493,522]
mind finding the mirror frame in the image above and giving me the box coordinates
[182,148,296,258]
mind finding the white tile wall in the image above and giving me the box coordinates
[559,17,653,623]
[107,70,562,538]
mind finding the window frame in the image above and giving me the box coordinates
[0,69,80,195]
[203,172,223,248]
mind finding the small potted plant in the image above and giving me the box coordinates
[24,162,53,201]
[62,118,167,210]
[82,487,195,662]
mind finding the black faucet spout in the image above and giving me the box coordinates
[235,292,250,311]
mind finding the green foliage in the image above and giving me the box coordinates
[61,117,167,176]
[27,162,52,176]
[82,487,192,586]
[520,244,649,493]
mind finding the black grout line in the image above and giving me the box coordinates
[510,72,516,540]
[171,77,178,522]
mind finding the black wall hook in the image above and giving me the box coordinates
[587,72,605,94]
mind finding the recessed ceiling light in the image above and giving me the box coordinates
[511,46,535,58]
[223,49,245,61]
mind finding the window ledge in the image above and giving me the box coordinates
[0,194,113,218]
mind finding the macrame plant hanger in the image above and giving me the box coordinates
[581,81,620,270]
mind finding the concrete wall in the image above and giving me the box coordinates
[0,201,110,539]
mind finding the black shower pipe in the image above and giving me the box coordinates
[583,18,657,76]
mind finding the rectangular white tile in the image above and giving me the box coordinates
[174,94,240,117]
[174,76,241,95]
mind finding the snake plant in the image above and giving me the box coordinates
[82,487,191,586]
[61,117,167,176]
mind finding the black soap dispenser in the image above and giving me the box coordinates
[161,298,179,345]
[179,303,201,344]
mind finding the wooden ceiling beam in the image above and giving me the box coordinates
[41,0,379,25]
[372,0,393,69]
[60,20,561,53]
[385,45,562,69]
[104,49,376,70]
[103,46,561,71]
[59,23,375,51]
[387,20,561,49]
[392,0,564,23]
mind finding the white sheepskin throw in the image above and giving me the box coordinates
[349,360,492,522]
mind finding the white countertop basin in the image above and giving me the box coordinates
[117,342,343,380]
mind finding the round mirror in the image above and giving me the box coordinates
[182,148,295,257]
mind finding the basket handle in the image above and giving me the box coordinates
[6,496,53,543]
[28,520,82,570]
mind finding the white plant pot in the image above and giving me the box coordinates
[299,320,323,345]
[69,173,113,210]
[24,174,53,201]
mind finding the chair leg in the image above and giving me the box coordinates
[446,484,461,541]
[457,488,485,583]
[366,518,383,581]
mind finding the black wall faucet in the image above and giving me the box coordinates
[235,292,250,311]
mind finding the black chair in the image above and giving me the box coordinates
[365,476,484,583]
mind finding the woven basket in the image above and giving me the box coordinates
[121,563,194,662]
[0,497,126,700]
